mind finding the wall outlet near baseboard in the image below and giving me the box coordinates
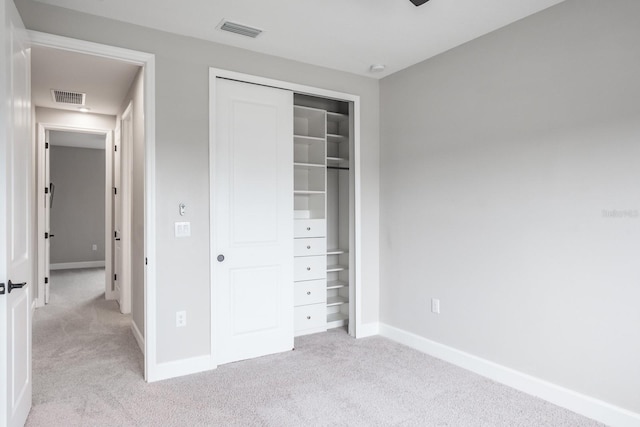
[431,298,440,314]
[176,310,187,327]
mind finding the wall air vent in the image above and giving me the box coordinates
[218,20,263,38]
[51,89,86,105]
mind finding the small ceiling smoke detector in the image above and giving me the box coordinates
[51,89,86,105]
[218,19,263,38]
[369,64,386,73]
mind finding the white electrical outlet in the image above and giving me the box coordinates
[92,244,97,251]
[431,298,440,314]
[176,310,187,327]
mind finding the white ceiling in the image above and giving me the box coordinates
[32,45,140,115]
[33,0,565,78]
[50,130,106,149]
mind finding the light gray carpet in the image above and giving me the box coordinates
[27,268,602,426]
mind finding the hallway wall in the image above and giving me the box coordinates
[49,143,105,264]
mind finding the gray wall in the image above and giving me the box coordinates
[380,0,640,413]
[17,0,380,364]
[49,144,105,264]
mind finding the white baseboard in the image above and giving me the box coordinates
[131,321,145,355]
[147,355,215,383]
[357,321,380,338]
[50,261,105,270]
[378,323,640,427]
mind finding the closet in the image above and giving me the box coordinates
[212,72,357,365]
[292,94,354,337]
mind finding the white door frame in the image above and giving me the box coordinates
[209,68,363,369]
[29,31,157,381]
[117,102,133,314]
[36,125,114,307]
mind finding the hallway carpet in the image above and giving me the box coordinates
[27,268,601,426]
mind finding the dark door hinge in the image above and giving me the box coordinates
[45,142,49,149]
[113,187,117,195]
[45,277,49,284]
[45,187,49,194]
[114,145,117,152]
[114,274,117,281]
[0,282,4,295]
[45,232,49,239]
[145,257,148,265]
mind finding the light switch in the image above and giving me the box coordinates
[175,221,191,238]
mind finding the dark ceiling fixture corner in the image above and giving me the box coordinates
[410,0,430,6]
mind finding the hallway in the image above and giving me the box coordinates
[28,268,143,425]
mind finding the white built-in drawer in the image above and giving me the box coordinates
[294,256,326,281]
[294,219,326,238]
[294,303,326,332]
[294,237,326,257]
[294,279,326,306]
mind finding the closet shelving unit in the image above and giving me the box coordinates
[325,109,350,328]
[293,105,328,336]
[293,95,353,334]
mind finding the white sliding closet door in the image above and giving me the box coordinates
[213,78,294,365]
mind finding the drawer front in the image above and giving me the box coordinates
[294,279,326,306]
[294,303,326,331]
[294,256,326,281]
[294,237,326,257]
[294,219,326,238]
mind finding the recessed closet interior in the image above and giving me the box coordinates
[293,93,355,337]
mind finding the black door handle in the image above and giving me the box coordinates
[115,238,121,241]
[50,234,55,238]
[8,280,26,293]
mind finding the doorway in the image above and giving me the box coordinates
[29,31,157,380]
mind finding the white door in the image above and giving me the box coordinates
[44,130,51,304]
[214,78,293,365]
[113,123,122,304]
[0,0,32,425]
[117,105,132,314]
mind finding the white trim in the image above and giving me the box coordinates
[104,131,114,300]
[36,125,46,307]
[29,31,157,383]
[131,321,144,355]
[118,102,133,315]
[356,322,379,338]
[50,261,105,270]
[36,124,114,305]
[151,355,215,382]
[27,31,154,65]
[209,68,363,367]
[378,323,640,427]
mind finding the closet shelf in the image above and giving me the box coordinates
[326,157,348,164]
[294,135,325,144]
[327,249,347,255]
[327,133,347,141]
[327,296,348,306]
[294,162,325,168]
[327,264,348,273]
[327,312,348,324]
[294,190,325,195]
[327,280,348,290]
[326,111,348,122]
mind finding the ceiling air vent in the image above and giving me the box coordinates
[218,20,263,38]
[51,89,86,106]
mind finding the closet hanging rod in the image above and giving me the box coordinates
[327,166,350,170]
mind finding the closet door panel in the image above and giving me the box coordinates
[214,78,293,365]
